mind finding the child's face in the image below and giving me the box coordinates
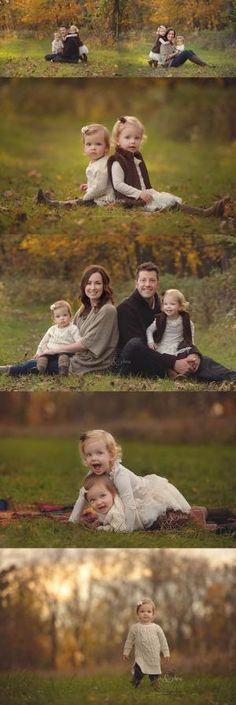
[86,481,114,513]
[163,293,180,319]
[157,26,166,36]
[53,306,71,328]
[117,124,143,153]
[84,130,107,161]
[137,604,154,624]
[83,439,112,474]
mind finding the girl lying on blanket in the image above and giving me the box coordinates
[69,430,236,533]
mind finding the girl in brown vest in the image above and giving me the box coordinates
[107,116,229,217]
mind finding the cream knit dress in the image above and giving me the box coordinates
[123,622,170,674]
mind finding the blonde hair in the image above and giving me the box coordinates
[111,116,146,147]
[162,289,189,312]
[79,429,122,466]
[157,25,166,33]
[136,598,156,615]
[81,124,110,150]
[50,300,72,318]
[84,474,117,501]
[69,25,79,33]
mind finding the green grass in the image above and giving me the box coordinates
[0,111,235,248]
[118,38,236,77]
[0,37,119,77]
[0,672,235,705]
[1,438,236,548]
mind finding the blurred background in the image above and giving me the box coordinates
[0,547,235,674]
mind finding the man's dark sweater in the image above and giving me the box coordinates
[117,288,176,369]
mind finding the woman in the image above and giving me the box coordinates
[160,28,209,69]
[0,265,118,377]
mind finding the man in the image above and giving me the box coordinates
[117,261,236,382]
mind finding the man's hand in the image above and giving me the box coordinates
[174,354,200,376]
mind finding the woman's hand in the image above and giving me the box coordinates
[80,183,88,192]
[139,190,153,204]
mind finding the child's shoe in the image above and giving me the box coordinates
[0,365,10,374]
[37,189,50,204]
[150,680,159,690]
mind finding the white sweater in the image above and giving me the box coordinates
[146,315,195,355]
[83,155,114,205]
[36,322,81,355]
[123,622,170,674]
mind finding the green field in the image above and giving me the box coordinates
[118,35,236,77]
[0,37,119,77]
[1,438,235,548]
[0,672,235,705]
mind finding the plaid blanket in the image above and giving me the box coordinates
[0,499,97,528]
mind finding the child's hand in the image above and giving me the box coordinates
[139,190,153,204]
[148,342,156,350]
[123,655,130,661]
[80,183,88,192]
[163,656,170,661]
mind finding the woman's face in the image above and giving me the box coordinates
[167,30,175,42]
[84,271,104,305]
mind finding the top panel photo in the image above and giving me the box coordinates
[0,0,236,78]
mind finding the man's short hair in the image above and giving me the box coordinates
[135,261,160,279]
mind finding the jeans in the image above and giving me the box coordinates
[170,50,195,67]
[119,338,175,379]
[132,663,159,687]
[10,356,60,377]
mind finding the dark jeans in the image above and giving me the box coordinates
[10,356,60,377]
[118,338,174,379]
[50,55,79,63]
[118,339,236,383]
[132,662,159,687]
[45,53,62,61]
[170,49,195,67]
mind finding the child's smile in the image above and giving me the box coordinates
[86,482,114,513]
[84,439,111,474]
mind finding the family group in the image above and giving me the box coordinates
[45,24,88,64]
[149,24,210,69]
[37,118,228,217]
[0,262,235,384]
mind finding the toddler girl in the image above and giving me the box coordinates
[146,289,194,355]
[37,124,114,208]
[0,300,81,377]
[107,115,228,217]
[84,474,144,531]
[176,35,185,52]
[51,31,64,56]
[123,599,170,689]
[148,25,167,67]
[69,429,191,530]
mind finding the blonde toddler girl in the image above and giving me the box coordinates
[107,115,228,217]
[123,599,170,689]
[147,289,194,355]
[37,123,114,208]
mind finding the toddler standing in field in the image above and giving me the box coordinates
[37,123,114,207]
[107,115,229,216]
[69,429,191,530]
[123,599,170,689]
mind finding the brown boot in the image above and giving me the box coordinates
[189,53,207,66]
[58,353,70,376]
[179,196,230,218]
[37,356,48,374]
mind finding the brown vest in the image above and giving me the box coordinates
[107,147,152,204]
[153,311,193,345]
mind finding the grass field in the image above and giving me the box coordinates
[0,37,119,77]
[1,438,236,548]
[118,36,236,77]
[0,672,235,705]
[0,108,235,245]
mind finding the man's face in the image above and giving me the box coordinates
[136,269,159,302]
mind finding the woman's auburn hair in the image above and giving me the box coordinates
[78,265,114,315]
